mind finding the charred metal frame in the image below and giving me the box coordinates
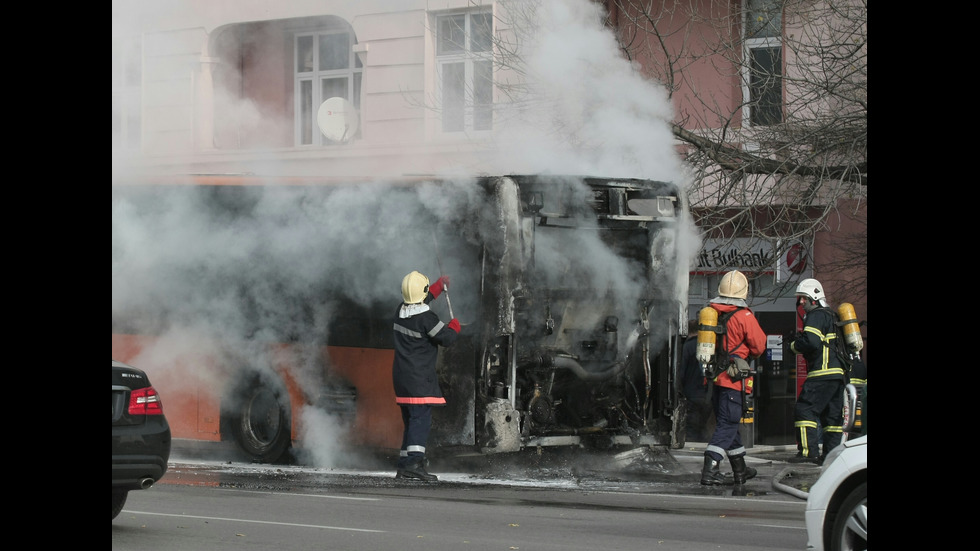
[431,175,688,454]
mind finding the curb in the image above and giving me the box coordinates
[673,441,799,455]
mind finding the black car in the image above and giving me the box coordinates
[112,360,171,520]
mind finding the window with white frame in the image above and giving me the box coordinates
[743,0,783,126]
[294,29,362,146]
[436,10,493,133]
[112,36,142,151]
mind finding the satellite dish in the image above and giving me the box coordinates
[317,97,359,143]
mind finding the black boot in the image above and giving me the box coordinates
[788,453,819,464]
[729,455,757,485]
[396,458,438,482]
[700,456,727,485]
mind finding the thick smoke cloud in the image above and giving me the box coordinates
[112,0,701,468]
[492,0,683,183]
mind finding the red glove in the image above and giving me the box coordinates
[429,275,450,299]
[448,318,461,333]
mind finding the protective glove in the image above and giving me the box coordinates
[429,275,450,299]
[726,357,751,381]
[448,318,461,333]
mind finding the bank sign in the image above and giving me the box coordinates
[693,238,811,281]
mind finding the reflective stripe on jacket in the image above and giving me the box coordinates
[790,307,846,380]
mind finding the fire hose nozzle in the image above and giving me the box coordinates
[445,286,454,318]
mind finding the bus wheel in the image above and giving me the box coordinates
[226,373,292,463]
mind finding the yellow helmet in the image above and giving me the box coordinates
[401,271,430,304]
[718,270,748,300]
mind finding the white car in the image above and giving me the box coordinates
[804,434,867,551]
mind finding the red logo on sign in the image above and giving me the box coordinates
[786,243,807,274]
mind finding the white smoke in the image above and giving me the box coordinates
[491,0,683,183]
[293,405,360,469]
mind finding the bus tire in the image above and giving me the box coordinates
[225,372,292,463]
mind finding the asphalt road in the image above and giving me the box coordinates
[113,443,820,550]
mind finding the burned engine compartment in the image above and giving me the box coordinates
[468,176,686,453]
[513,294,651,432]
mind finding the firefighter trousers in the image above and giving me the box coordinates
[794,377,845,459]
[398,404,433,468]
[705,386,748,462]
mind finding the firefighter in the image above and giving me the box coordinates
[700,270,768,486]
[790,278,847,464]
[392,271,460,481]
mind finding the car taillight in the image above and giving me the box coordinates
[129,386,164,415]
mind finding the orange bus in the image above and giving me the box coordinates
[111,174,690,463]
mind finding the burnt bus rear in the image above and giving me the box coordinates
[430,175,687,453]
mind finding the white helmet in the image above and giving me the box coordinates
[796,278,828,309]
[718,270,748,300]
[401,271,430,304]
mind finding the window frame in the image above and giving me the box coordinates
[293,29,363,146]
[435,10,494,135]
[112,35,142,151]
[741,0,783,127]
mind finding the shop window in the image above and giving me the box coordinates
[689,274,705,298]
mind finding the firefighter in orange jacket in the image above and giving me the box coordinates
[700,270,768,486]
[392,271,460,481]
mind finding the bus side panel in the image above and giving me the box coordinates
[325,346,402,450]
[111,334,222,442]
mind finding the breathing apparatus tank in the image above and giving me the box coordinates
[696,306,718,368]
[837,302,864,354]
